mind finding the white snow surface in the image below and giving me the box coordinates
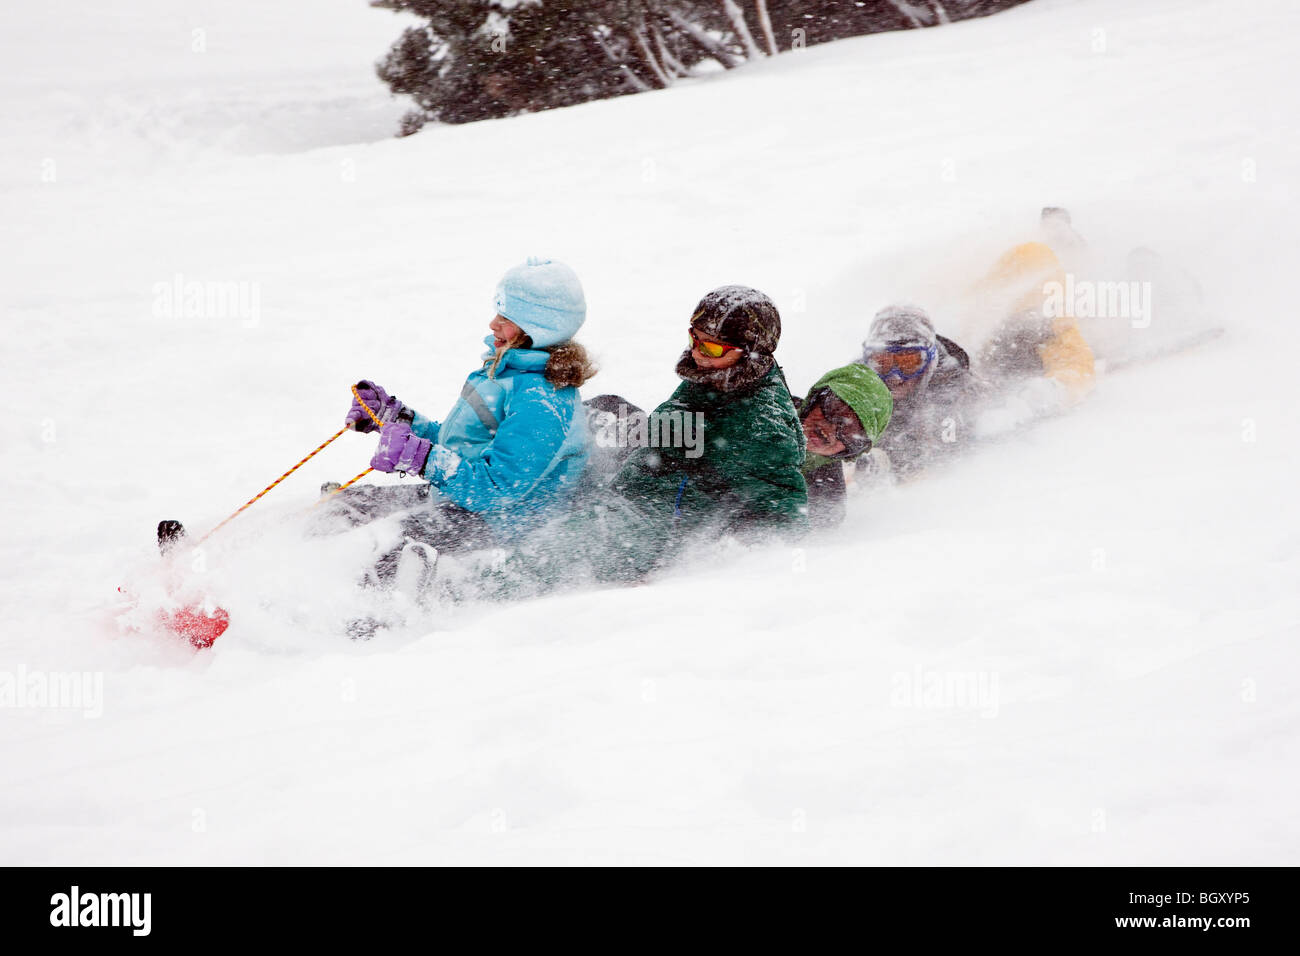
[1,0,1298,864]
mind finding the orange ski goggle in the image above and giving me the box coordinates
[689,329,742,358]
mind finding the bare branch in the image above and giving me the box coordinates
[652,21,688,78]
[591,27,654,93]
[667,9,740,69]
[720,0,764,59]
[754,0,779,56]
[632,18,673,88]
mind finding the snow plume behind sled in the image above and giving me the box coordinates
[809,204,1223,375]
[112,499,441,652]
[214,503,441,648]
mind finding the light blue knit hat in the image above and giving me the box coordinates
[492,257,587,348]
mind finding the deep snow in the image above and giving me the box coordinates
[1,0,1298,864]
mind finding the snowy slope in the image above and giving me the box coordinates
[1,0,1298,864]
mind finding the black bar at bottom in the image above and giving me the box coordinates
[0,866,1284,944]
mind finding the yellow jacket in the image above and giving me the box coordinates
[984,242,1095,399]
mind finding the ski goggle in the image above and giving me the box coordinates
[867,345,936,381]
[689,329,742,358]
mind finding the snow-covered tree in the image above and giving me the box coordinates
[374,0,1031,133]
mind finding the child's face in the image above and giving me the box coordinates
[802,405,847,456]
[490,314,524,349]
[691,347,743,371]
[884,374,923,402]
[802,399,867,457]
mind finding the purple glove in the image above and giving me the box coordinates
[370,422,432,476]
[347,380,407,433]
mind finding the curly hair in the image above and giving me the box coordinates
[487,334,596,389]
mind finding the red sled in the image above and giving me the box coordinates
[157,604,230,649]
[116,584,231,650]
[138,520,230,649]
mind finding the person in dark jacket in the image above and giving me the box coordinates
[856,304,987,479]
[470,285,809,598]
[609,285,808,537]
[797,364,893,528]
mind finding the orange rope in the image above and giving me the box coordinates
[316,467,375,505]
[313,387,386,506]
[197,387,389,538]
[351,385,386,430]
[198,424,350,544]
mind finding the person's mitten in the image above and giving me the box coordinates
[346,380,408,432]
[370,423,431,476]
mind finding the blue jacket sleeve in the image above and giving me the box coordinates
[423,379,577,512]
[407,408,440,445]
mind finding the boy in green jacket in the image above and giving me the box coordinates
[485,286,808,595]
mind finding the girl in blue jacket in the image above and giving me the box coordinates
[333,257,595,580]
